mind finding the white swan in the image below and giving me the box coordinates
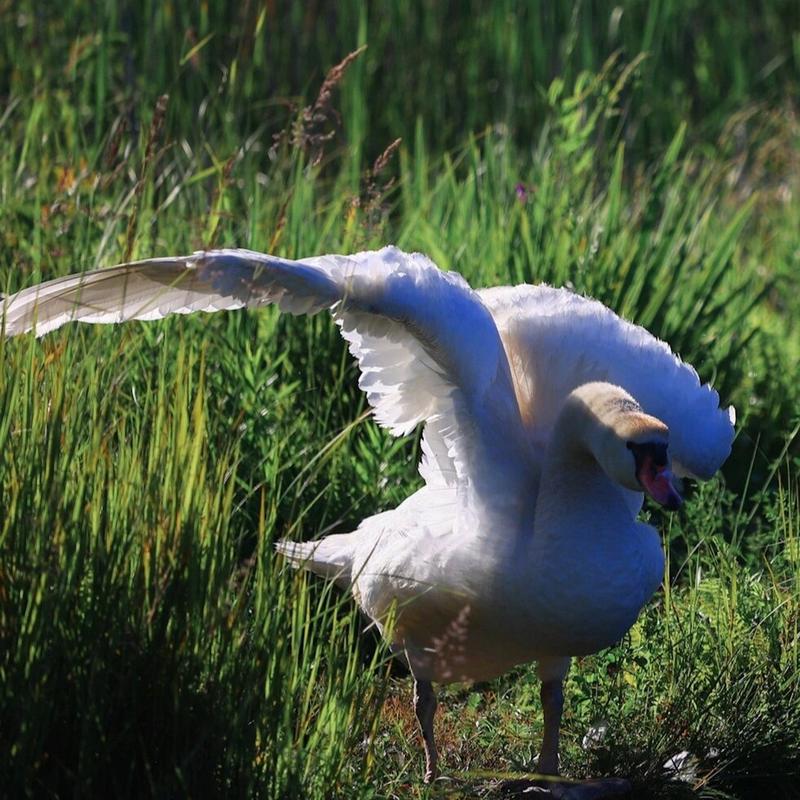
[1,246,735,783]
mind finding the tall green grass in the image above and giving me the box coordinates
[1,2,799,798]
[2,1,797,155]
[0,330,394,797]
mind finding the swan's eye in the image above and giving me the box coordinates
[626,440,668,473]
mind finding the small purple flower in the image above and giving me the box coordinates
[515,183,529,203]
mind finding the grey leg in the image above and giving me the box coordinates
[413,678,438,783]
[537,678,563,775]
[536,657,571,776]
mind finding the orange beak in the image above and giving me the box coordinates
[639,464,683,511]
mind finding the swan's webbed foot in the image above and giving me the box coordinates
[413,678,438,783]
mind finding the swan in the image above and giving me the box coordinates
[1,246,735,784]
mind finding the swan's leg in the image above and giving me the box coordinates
[536,657,571,776]
[537,679,563,775]
[413,678,438,783]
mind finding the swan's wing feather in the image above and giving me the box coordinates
[311,249,528,497]
[481,284,735,480]
[4,247,526,495]
[0,250,340,338]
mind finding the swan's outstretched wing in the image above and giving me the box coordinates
[3,246,528,498]
[481,284,735,480]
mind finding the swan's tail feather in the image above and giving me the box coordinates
[274,533,354,588]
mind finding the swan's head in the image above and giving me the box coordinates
[569,382,683,511]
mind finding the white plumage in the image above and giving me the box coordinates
[481,284,735,479]
[2,245,735,783]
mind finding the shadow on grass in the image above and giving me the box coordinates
[426,772,633,800]
[0,614,256,798]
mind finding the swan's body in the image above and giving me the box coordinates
[2,246,734,782]
[297,398,666,686]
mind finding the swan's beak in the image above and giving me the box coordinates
[640,466,683,511]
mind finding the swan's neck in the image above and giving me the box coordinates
[530,382,645,551]
[533,446,631,546]
[507,383,665,656]
[521,442,661,656]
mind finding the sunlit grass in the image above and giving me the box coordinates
[1,3,799,798]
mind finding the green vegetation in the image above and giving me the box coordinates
[1,2,799,798]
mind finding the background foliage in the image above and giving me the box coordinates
[1,1,799,798]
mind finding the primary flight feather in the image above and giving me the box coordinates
[2,246,735,783]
